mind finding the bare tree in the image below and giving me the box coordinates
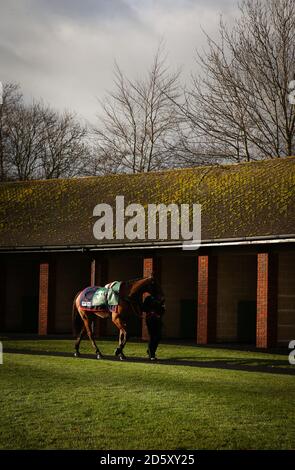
[0,83,23,180]
[181,0,295,162]
[38,108,88,179]
[5,100,46,180]
[1,82,89,181]
[94,46,181,173]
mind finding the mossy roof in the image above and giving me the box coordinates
[0,157,294,249]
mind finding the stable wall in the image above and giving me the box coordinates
[4,255,39,332]
[216,253,257,342]
[160,254,197,338]
[277,252,295,344]
[54,253,90,333]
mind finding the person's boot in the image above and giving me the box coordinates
[149,348,157,361]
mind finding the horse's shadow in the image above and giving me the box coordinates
[5,348,294,376]
[168,355,288,366]
[148,354,293,374]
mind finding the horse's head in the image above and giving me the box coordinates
[128,275,165,311]
[144,276,165,312]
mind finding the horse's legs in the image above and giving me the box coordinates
[74,325,85,357]
[112,313,127,360]
[81,313,103,359]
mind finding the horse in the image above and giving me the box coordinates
[72,276,164,360]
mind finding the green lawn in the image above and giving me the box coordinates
[0,339,294,450]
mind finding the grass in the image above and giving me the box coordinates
[0,339,294,450]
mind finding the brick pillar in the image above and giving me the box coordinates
[90,257,108,337]
[142,257,161,340]
[197,255,218,344]
[143,257,154,278]
[256,253,278,348]
[38,262,49,335]
[0,259,6,331]
[90,258,96,286]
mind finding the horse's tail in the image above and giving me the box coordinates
[72,292,83,337]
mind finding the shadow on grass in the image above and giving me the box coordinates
[4,348,295,376]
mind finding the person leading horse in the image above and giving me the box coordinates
[72,276,164,360]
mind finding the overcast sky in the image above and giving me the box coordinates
[0,0,238,124]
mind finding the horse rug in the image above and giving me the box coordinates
[80,281,122,311]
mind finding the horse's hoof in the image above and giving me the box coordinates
[115,348,126,360]
[74,351,80,358]
[96,352,103,360]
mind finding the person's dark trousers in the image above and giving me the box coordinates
[146,317,162,358]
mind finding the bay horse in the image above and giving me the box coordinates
[72,276,164,360]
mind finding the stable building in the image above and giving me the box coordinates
[0,157,295,348]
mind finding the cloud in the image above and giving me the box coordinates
[0,0,238,123]
[34,0,138,22]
